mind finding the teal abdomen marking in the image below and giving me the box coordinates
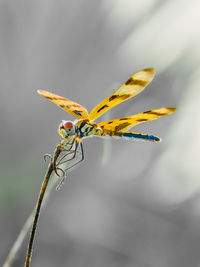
[121,132,160,142]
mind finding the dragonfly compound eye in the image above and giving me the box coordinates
[63,121,73,129]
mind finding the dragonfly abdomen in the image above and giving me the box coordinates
[119,132,160,142]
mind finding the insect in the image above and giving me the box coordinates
[38,68,176,172]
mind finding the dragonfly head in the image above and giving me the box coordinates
[58,120,76,138]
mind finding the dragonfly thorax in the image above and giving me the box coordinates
[58,120,76,138]
[76,120,103,138]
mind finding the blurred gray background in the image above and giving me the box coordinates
[1,0,200,266]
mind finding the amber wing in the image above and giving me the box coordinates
[37,90,89,119]
[97,107,177,134]
[89,68,155,121]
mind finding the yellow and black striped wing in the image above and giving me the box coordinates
[37,90,89,119]
[89,68,155,121]
[97,107,177,134]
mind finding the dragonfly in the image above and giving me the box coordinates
[38,68,176,173]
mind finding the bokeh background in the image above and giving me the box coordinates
[1,1,200,266]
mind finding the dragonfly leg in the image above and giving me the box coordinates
[64,141,84,172]
[56,138,76,165]
[64,137,76,151]
[43,153,52,162]
[57,139,79,166]
[43,152,65,177]
[56,141,84,190]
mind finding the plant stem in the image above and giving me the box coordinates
[24,143,63,267]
